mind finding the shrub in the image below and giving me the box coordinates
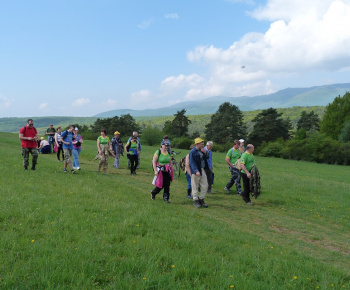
[141,127,163,146]
[260,141,284,157]
[172,136,193,150]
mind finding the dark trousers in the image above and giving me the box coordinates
[226,167,242,194]
[57,143,64,160]
[205,168,213,191]
[129,155,138,173]
[242,173,251,203]
[152,171,171,200]
[48,136,55,153]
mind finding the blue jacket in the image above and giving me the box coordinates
[189,147,209,175]
[204,146,212,169]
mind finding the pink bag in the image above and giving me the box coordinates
[53,144,58,153]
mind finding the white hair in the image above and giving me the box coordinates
[206,141,213,146]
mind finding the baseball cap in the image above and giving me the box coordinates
[239,139,244,143]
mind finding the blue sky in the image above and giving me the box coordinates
[1,0,350,117]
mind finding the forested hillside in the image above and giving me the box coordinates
[0,106,325,136]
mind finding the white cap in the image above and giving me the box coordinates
[75,127,79,130]
[239,139,244,143]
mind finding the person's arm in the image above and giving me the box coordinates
[152,154,159,176]
[97,139,101,154]
[225,156,233,168]
[54,133,58,146]
[185,155,191,175]
[124,142,130,154]
[240,163,251,178]
[189,151,200,176]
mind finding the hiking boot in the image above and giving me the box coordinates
[207,190,213,194]
[237,192,242,196]
[63,168,67,173]
[31,164,36,171]
[163,198,170,203]
[24,166,28,171]
[199,199,208,208]
[151,192,155,200]
[193,199,202,208]
[224,187,230,194]
[71,170,75,174]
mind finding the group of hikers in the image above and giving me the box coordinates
[19,119,260,208]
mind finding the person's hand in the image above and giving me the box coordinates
[247,172,251,179]
[154,171,158,176]
[98,150,101,154]
[196,171,201,177]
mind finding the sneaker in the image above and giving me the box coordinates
[24,166,28,171]
[76,167,81,170]
[246,202,254,206]
[224,187,230,194]
[193,199,202,208]
[207,190,213,194]
[57,159,60,162]
[163,198,170,203]
[237,192,242,196]
[63,169,67,173]
[151,192,155,200]
[187,195,193,199]
[199,199,208,208]
[71,170,75,174]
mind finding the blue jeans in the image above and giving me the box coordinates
[185,172,192,190]
[72,148,81,168]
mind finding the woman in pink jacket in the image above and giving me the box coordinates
[151,141,173,203]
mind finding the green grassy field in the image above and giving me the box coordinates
[0,132,349,289]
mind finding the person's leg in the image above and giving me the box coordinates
[22,148,29,169]
[31,148,38,170]
[77,148,81,168]
[191,174,201,207]
[199,170,208,200]
[225,167,236,190]
[116,154,120,168]
[133,155,138,173]
[185,172,192,197]
[241,173,251,203]
[233,168,242,195]
[137,154,141,169]
[163,171,171,201]
[57,144,61,160]
[205,168,213,193]
[72,149,78,168]
[151,186,162,199]
[130,155,135,174]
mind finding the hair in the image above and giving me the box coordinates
[69,125,75,129]
[163,135,169,139]
[246,144,253,150]
[189,144,195,150]
[27,119,33,123]
[133,131,138,135]
[57,126,61,130]
[206,141,213,146]
[234,139,240,145]
[101,129,107,135]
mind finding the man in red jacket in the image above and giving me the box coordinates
[19,119,38,171]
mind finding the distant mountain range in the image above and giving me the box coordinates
[94,83,350,118]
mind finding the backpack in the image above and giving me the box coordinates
[151,148,162,169]
[234,159,242,171]
[179,156,186,171]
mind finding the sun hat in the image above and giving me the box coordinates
[40,137,44,140]
[239,139,245,143]
[114,131,120,135]
[194,137,204,144]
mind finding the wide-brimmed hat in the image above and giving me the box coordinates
[194,137,204,144]
[114,131,120,135]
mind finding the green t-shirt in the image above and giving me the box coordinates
[240,152,255,173]
[46,128,56,135]
[127,141,138,155]
[226,148,241,164]
[98,136,109,145]
[154,150,171,165]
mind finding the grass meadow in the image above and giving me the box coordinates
[0,132,349,289]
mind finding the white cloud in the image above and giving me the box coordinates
[103,99,117,106]
[165,13,179,19]
[138,19,153,29]
[72,98,90,107]
[0,95,11,108]
[161,0,350,100]
[39,103,48,110]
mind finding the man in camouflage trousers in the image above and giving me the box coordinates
[19,119,38,171]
